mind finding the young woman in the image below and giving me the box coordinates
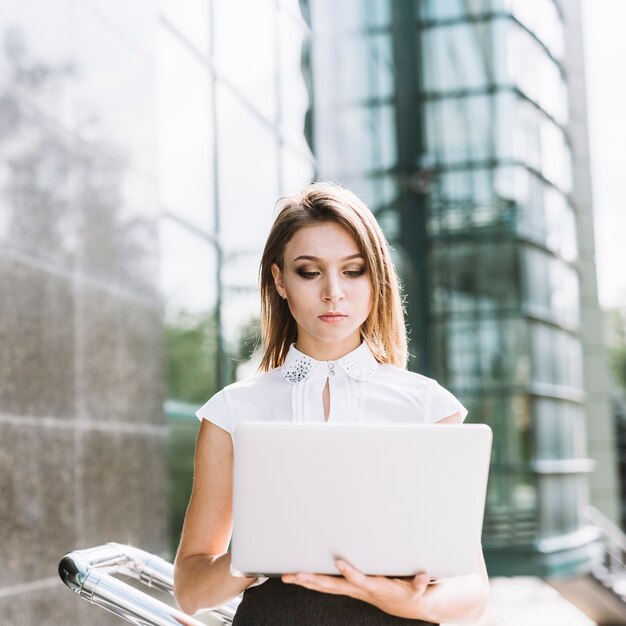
[173,182,490,625]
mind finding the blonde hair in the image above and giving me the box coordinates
[258,182,407,371]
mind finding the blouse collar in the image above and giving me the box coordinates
[281,341,379,384]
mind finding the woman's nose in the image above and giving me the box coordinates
[322,274,345,302]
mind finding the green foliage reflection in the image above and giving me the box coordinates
[166,310,219,404]
[607,308,626,394]
[165,310,218,552]
[165,310,261,552]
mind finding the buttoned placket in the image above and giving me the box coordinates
[324,361,335,421]
[291,361,355,424]
[282,343,378,424]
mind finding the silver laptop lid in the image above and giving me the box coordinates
[232,422,492,578]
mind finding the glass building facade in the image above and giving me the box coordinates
[157,0,315,547]
[419,0,591,573]
[159,0,314,389]
[310,0,605,575]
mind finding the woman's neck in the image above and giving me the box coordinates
[294,337,361,361]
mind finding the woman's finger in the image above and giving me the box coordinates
[282,572,363,598]
[335,560,377,592]
[409,572,431,595]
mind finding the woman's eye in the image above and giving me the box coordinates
[345,268,366,277]
[296,269,319,279]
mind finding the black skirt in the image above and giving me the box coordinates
[232,577,438,625]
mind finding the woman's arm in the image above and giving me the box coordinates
[173,420,258,615]
[436,412,463,424]
[411,551,489,623]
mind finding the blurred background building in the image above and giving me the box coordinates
[310,0,618,570]
[0,0,624,625]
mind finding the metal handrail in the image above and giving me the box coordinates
[59,543,240,626]
[583,506,626,552]
[582,506,626,583]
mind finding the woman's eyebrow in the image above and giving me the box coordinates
[292,253,364,262]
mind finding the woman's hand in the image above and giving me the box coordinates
[281,559,433,620]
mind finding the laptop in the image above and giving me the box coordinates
[231,422,492,579]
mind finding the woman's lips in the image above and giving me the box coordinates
[319,313,347,323]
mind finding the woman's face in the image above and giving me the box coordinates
[271,222,372,361]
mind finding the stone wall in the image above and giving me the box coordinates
[0,3,169,624]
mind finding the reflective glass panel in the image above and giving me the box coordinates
[538,475,582,539]
[314,32,394,107]
[431,241,519,315]
[529,322,583,388]
[544,190,577,262]
[311,0,392,30]
[441,167,492,204]
[534,397,586,459]
[277,7,313,152]
[213,0,277,122]
[88,0,156,58]
[157,27,214,231]
[425,92,512,164]
[73,1,157,179]
[419,0,505,20]
[159,218,217,317]
[0,101,74,271]
[508,0,564,60]
[433,316,527,390]
[494,166,576,261]
[159,0,210,57]
[279,146,315,197]
[216,84,279,254]
[506,20,567,124]
[0,0,73,127]
[550,255,580,328]
[421,21,501,93]
[316,103,396,178]
[539,119,571,192]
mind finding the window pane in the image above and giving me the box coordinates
[529,323,582,388]
[506,20,567,124]
[509,0,564,60]
[216,85,279,253]
[157,28,214,231]
[419,0,504,20]
[279,147,315,196]
[213,0,277,122]
[522,247,579,329]
[316,103,397,177]
[425,92,511,164]
[160,219,217,316]
[534,398,586,459]
[159,0,210,57]
[74,2,157,179]
[433,317,527,389]
[311,0,391,30]
[421,21,501,93]
[277,8,313,151]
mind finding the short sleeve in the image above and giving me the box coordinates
[195,390,232,433]
[429,382,468,423]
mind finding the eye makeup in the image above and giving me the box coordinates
[344,267,366,277]
[294,265,366,279]
[296,268,320,279]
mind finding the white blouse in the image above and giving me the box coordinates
[196,342,467,432]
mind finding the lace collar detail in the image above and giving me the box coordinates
[280,342,379,384]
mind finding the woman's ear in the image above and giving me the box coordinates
[271,263,286,299]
